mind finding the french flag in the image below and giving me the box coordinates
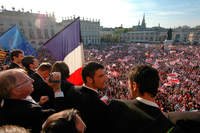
[44,18,84,85]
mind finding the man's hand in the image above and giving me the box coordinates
[39,96,49,105]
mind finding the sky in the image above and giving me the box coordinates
[1,0,200,28]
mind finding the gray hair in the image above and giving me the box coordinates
[0,69,18,98]
[0,125,30,133]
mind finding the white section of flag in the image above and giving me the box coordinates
[64,43,84,74]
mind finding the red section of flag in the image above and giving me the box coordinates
[67,67,83,85]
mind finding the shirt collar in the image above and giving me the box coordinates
[55,91,64,98]
[83,84,98,94]
[24,96,38,104]
[136,97,159,108]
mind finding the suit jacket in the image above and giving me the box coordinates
[8,62,21,69]
[167,111,200,133]
[66,86,110,133]
[30,72,55,109]
[52,80,74,112]
[61,79,74,92]
[0,99,55,133]
[108,99,174,133]
[25,68,35,78]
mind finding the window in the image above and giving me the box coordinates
[28,21,32,27]
[29,29,35,39]
[44,29,49,39]
[19,21,23,26]
[51,29,55,37]
[37,29,43,39]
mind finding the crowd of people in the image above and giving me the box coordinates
[83,43,200,112]
[0,43,199,113]
[0,43,199,133]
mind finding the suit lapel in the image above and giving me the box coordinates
[81,86,99,98]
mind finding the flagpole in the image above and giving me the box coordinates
[0,25,16,38]
[32,44,44,56]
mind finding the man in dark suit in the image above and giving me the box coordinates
[67,62,109,133]
[21,56,39,77]
[8,49,24,69]
[108,65,175,133]
[0,69,55,133]
[51,61,74,92]
[167,111,200,133]
[51,61,74,112]
[30,62,55,109]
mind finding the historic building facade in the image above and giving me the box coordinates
[0,9,60,49]
[0,8,199,48]
[60,17,101,45]
[119,15,199,44]
[188,27,200,44]
[120,28,168,43]
[0,8,100,50]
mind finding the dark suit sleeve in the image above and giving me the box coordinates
[167,112,200,133]
[27,104,55,133]
[31,74,55,109]
[68,86,110,133]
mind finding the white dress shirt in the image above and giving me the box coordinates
[136,97,159,108]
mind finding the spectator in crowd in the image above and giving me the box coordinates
[108,65,175,133]
[30,62,55,109]
[51,61,74,111]
[8,49,24,69]
[68,61,110,133]
[51,61,74,92]
[0,69,55,133]
[21,56,39,77]
[83,44,200,112]
[42,109,86,133]
[0,125,30,133]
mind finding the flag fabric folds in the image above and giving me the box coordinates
[0,25,36,56]
[44,18,84,85]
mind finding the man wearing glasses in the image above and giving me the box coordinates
[0,69,55,133]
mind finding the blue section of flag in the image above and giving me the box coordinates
[44,18,81,61]
[0,25,36,56]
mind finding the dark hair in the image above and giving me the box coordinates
[10,49,23,61]
[52,61,70,80]
[81,62,104,83]
[37,62,52,72]
[21,56,35,70]
[42,109,79,133]
[128,65,159,97]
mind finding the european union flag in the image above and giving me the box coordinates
[0,25,36,56]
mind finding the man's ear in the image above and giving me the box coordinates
[133,82,138,92]
[13,56,17,61]
[86,76,93,83]
[131,82,139,99]
[29,64,33,69]
[11,88,21,98]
